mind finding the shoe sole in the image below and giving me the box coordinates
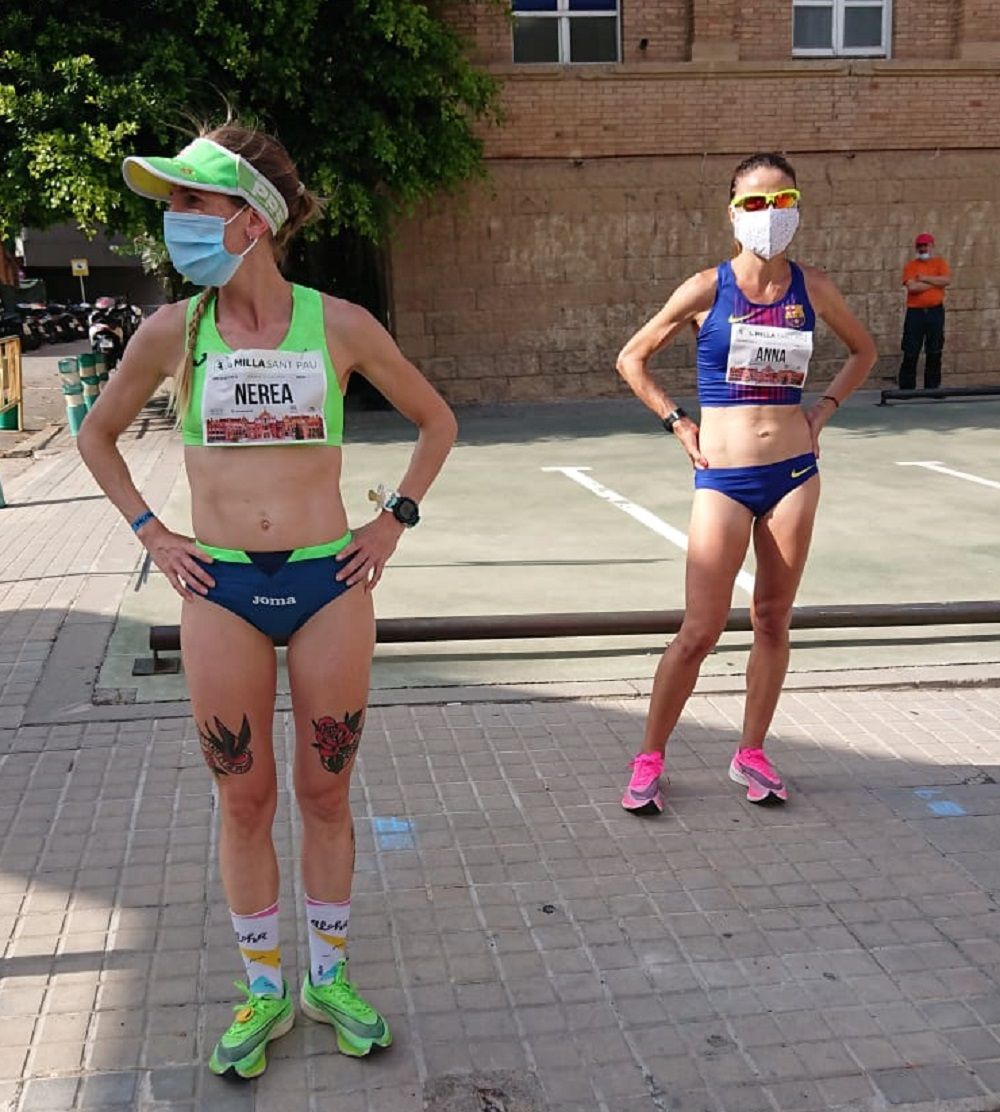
[622,796,663,816]
[209,1009,295,1079]
[728,764,787,804]
[300,990,392,1057]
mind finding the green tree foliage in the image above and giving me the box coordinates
[0,1,499,243]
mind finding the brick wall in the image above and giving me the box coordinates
[390,151,1000,404]
[621,0,690,62]
[893,0,961,60]
[388,5,1000,404]
[739,5,792,61]
[442,0,511,64]
[439,1,968,63]
[959,0,1000,58]
[483,64,1000,158]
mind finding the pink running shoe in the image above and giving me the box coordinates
[622,751,665,815]
[729,747,788,804]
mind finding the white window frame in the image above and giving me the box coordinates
[792,0,891,58]
[511,0,621,65]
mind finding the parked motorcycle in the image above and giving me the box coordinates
[17,303,60,346]
[46,303,86,343]
[88,296,126,368]
[122,298,143,342]
[62,303,91,340]
[0,308,41,351]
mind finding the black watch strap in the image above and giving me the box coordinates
[387,494,420,528]
[662,407,688,433]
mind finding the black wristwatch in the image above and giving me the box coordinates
[385,492,420,528]
[662,407,688,434]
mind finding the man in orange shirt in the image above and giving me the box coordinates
[899,232,950,390]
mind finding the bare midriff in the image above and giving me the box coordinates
[699,405,813,469]
[185,444,348,551]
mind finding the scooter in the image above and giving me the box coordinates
[47,302,85,343]
[0,308,40,351]
[88,296,125,368]
[18,304,59,346]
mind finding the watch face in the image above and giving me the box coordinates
[392,497,420,526]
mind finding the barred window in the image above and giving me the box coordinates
[793,0,890,56]
[512,0,620,64]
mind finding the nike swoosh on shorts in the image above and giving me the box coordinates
[791,466,815,479]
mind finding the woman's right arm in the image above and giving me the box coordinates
[77,303,215,599]
[616,268,716,468]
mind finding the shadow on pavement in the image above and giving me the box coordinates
[3,669,1000,1110]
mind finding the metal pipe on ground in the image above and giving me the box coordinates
[148,600,1000,653]
[879,386,1000,406]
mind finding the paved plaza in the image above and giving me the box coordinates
[1,397,1000,1111]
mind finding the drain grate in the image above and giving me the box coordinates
[424,1070,546,1112]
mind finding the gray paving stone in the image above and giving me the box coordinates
[76,1071,139,1108]
[196,1072,255,1110]
[870,1066,936,1105]
[19,1077,78,1111]
[6,460,1000,1112]
[146,1065,198,1102]
[948,1025,1000,1062]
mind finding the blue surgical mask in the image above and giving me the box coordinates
[162,206,259,287]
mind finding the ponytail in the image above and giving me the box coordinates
[171,287,215,421]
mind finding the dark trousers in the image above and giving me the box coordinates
[899,304,945,390]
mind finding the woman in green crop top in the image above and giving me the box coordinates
[78,124,457,1078]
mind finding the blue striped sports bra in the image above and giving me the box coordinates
[696,260,816,407]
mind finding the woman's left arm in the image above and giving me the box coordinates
[803,269,878,452]
[335,303,458,589]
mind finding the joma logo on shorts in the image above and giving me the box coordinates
[253,595,297,606]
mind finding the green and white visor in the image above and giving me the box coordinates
[122,137,288,234]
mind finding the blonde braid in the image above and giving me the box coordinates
[171,287,215,421]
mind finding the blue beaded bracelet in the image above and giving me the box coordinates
[130,510,156,533]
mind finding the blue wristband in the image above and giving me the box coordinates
[130,510,156,534]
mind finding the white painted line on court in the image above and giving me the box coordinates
[542,465,755,594]
[897,460,1000,490]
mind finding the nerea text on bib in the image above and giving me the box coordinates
[201,349,328,445]
[726,323,813,390]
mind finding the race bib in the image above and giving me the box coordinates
[726,324,813,390]
[201,349,327,445]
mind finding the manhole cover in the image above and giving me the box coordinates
[424,1070,547,1111]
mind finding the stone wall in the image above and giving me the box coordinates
[388,4,1000,404]
[390,151,1000,404]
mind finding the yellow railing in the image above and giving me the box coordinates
[0,335,22,431]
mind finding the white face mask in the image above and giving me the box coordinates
[732,207,800,260]
[916,250,931,260]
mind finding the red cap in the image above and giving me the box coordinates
[915,233,934,245]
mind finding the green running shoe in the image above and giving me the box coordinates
[208,980,294,1079]
[300,963,392,1057]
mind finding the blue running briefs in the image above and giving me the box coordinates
[694,452,818,518]
[196,533,353,641]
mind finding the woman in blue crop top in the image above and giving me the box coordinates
[79,124,457,1078]
[615,152,876,814]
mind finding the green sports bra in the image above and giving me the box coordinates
[181,284,343,447]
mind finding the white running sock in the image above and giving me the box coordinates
[305,895,350,985]
[230,901,282,997]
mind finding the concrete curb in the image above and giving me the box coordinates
[0,421,65,458]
